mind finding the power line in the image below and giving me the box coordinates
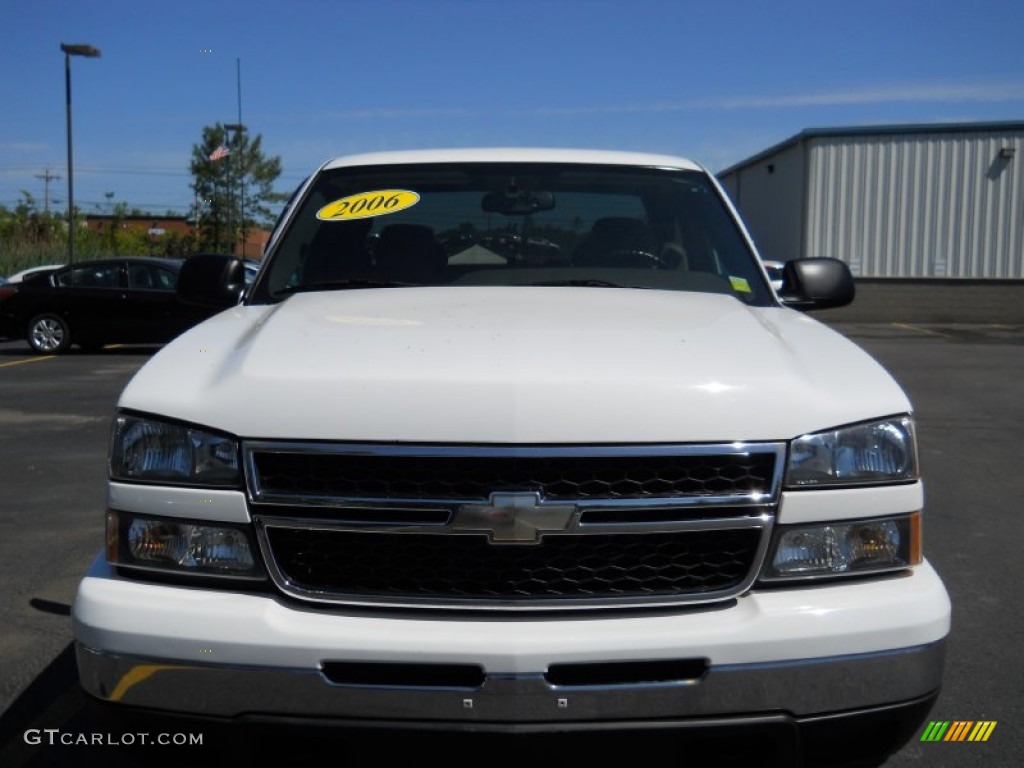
[0,164,189,176]
[79,200,194,211]
[2,164,307,181]
[76,166,191,177]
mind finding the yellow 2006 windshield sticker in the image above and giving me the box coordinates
[729,276,751,293]
[317,189,420,221]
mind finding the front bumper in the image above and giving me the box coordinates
[73,555,949,725]
[77,642,944,728]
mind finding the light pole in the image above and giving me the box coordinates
[61,42,101,268]
[224,123,246,257]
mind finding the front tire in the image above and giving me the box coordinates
[27,313,71,354]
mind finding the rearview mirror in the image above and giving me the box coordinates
[779,257,855,310]
[482,189,555,215]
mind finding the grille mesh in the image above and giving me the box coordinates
[252,451,776,501]
[265,527,761,600]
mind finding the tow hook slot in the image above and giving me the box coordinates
[322,661,485,689]
[545,658,708,687]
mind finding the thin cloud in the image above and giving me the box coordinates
[0,142,50,152]
[713,82,1024,109]
[331,107,473,119]
[530,80,1024,116]
[267,107,474,124]
[262,81,1024,123]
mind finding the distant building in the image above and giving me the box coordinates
[85,214,269,259]
[237,228,270,259]
[718,121,1024,280]
[85,213,193,238]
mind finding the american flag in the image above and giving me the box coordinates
[209,145,230,161]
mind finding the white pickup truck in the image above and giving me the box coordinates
[73,149,950,765]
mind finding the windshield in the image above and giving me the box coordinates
[253,162,772,306]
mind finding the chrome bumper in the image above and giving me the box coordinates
[77,640,944,725]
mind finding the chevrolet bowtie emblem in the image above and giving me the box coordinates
[454,492,576,544]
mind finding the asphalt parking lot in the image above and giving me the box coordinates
[0,322,1021,767]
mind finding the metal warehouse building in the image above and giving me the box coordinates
[718,121,1024,323]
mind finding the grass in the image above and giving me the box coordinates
[1,237,182,278]
[1,242,69,277]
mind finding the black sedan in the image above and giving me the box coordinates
[0,257,222,353]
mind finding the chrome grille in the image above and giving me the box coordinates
[245,442,784,610]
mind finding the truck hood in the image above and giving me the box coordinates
[121,287,910,443]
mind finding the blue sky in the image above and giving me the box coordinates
[3,0,1023,218]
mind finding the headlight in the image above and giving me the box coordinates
[762,513,921,581]
[786,416,917,487]
[110,413,239,487]
[107,511,262,578]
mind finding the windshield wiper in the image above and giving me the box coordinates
[528,278,622,286]
[530,279,639,288]
[276,279,411,295]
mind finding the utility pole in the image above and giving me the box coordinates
[34,167,62,215]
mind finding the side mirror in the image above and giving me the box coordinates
[779,257,855,310]
[177,253,245,308]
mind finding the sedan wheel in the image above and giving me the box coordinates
[27,313,71,354]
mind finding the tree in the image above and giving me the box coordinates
[98,191,130,254]
[0,192,67,274]
[7,191,60,243]
[189,123,285,255]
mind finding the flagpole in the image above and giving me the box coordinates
[236,58,244,260]
[225,127,231,255]
[218,61,245,257]
[236,58,242,134]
